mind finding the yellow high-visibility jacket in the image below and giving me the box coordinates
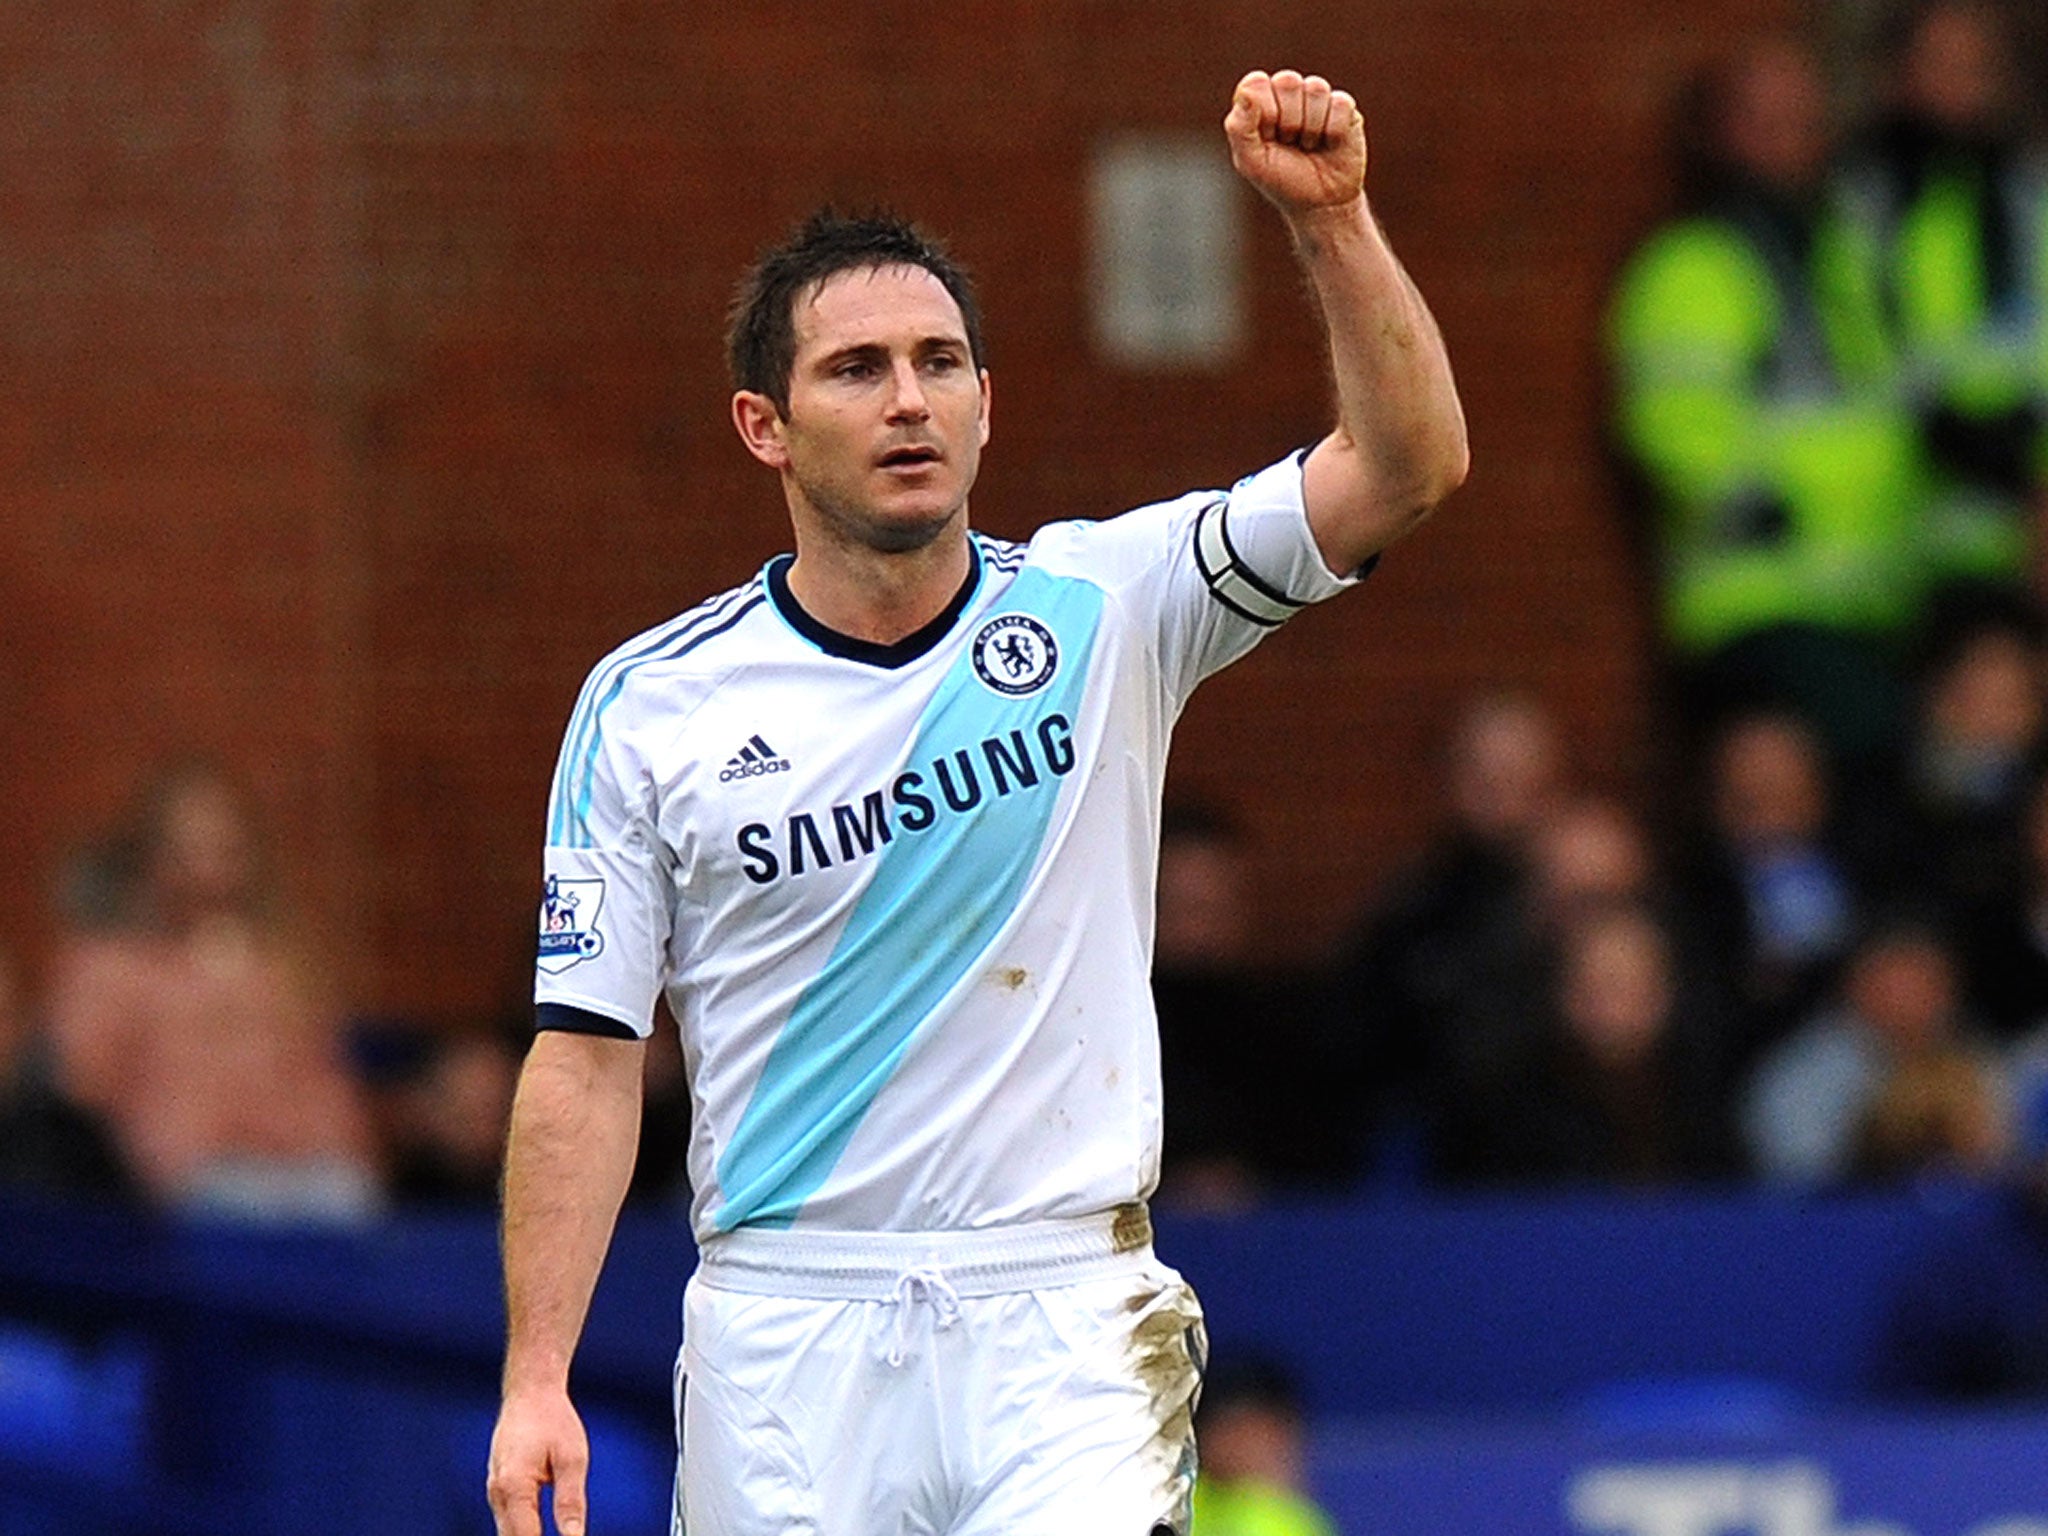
[1609,195,1926,656]
[1831,126,2048,585]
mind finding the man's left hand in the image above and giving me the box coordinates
[1223,70,1367,215]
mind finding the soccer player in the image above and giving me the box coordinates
[487,68,1466,1536]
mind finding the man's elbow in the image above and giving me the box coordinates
[1380,422,1472,530]
[1422,429,1471,508]
[1308,421,1469,566]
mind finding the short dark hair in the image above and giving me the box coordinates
[725,209,986,414]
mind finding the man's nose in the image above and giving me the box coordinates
[886,358,930,421]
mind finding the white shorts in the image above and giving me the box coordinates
[673,1204,1205,1536]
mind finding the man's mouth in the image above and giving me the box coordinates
[878,445,942,469]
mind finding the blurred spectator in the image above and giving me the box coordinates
[1421,794,1657,1167]
[1883,1048,2048,1397]
[1190,1356,1339,1536]
[1529,796,1658,925]
[1152,804,1340,1209]
[1852,1046,2013,1182]
[362,994,687,1207]
[1743,913,1996,1183]
[383,1024,521,1205]
[631,1014,694,1205]
[1331,692,1567,1161]
[1678,711,1866,1068]
[1832,0,2048,597]
[45,760,380,1219]
[1892,598,2048,915]
[1608,36,1923,771]
[1437,901,1739,1186]
[348,1014,441,1174]
[1959,769,2048,1037]
[0,941,134,1200]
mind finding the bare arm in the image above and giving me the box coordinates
[1224,69,1469,575]
[486,1029,645,1536]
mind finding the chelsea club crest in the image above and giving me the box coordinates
[536,874,606,973]
[971,614,1058,697]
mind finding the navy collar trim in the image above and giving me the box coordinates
[767,543,983,668]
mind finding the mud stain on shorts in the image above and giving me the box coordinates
[1123,1275,1206,1534]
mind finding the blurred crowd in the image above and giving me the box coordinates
[1165,0,2048,1212]
[26,658,2048,1224]
[3,1,2048,1244]
[41,667,2048,1220]
[0,761,511,1218]
[0,755,690,1222]
[1157,673,2048,1203]
[1610,0,2048,776]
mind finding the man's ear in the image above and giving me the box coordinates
[732,391,790,469]
[977,368,992,449]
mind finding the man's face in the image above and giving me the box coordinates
[1904,3,2007,135]
[746,263,990,554]
[1713,717,1827,848]
[1721,41,1827,195]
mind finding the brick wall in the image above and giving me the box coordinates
[4,0,1802,1022]
[0,2,366,984]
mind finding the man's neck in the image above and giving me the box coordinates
[784,522,975,646]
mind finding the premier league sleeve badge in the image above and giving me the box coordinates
[536,873,607,973]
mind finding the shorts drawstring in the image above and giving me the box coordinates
[886,1264,963,1367]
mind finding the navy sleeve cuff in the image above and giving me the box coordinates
[534,1002,641,1040]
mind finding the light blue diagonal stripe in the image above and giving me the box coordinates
[711,569,1105,1230]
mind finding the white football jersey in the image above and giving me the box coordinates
[535,452,1360,1239]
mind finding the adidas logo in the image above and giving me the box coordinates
[718,734,792,783]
